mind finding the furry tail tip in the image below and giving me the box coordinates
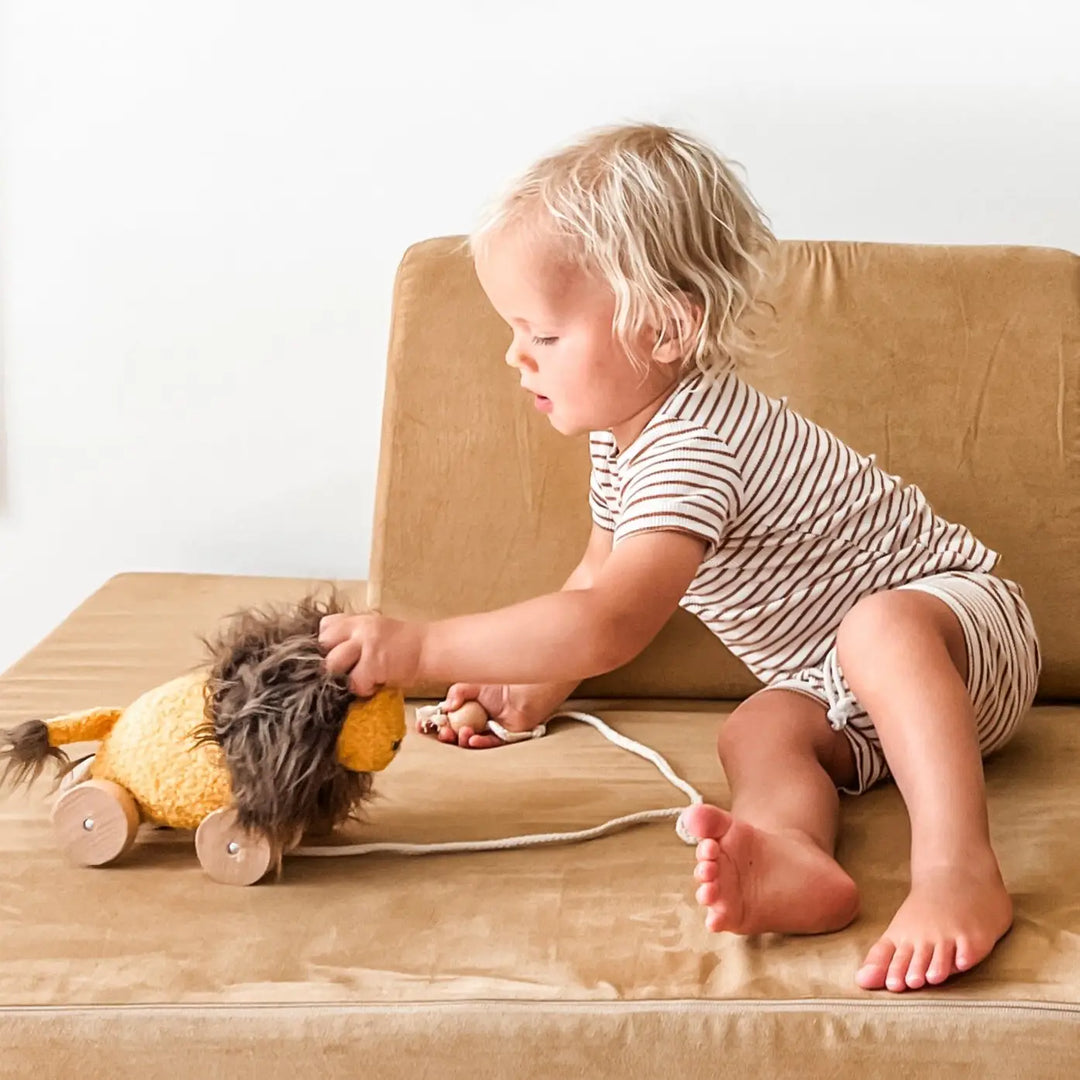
[0,720,71,791]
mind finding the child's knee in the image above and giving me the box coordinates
[716,690,828,763]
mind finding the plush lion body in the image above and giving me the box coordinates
[80,671,234,830]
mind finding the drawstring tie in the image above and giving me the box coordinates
[823,650,859,732]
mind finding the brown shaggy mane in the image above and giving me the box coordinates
[194,590,374,862]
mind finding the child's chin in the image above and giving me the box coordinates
[548,415,579,435]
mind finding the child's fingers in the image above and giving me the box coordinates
[457,726,501,748]
[323,640,360,676]
[467,733,504,750]
[317,613,348,648]
[445,683,479,709]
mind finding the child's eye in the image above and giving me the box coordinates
[532,336,558,346]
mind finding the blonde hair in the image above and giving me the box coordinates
[469,122,777,380]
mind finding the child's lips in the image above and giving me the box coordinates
[522,384,552,411]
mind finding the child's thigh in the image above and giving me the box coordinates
[894,570,1041,757]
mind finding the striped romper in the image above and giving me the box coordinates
[588,367,1042,795]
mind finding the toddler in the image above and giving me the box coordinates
[319,123,1041,994]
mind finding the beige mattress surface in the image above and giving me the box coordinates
[1,574,1078,1078]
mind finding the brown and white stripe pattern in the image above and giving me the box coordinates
[589,368,1000,685]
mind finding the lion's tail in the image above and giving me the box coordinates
[0,708,122,790]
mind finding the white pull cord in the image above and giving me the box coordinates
[294,707,703,856]
[67,709,705,858]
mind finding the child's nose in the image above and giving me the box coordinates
[504,341,537,373]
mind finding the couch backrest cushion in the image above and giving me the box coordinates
[369,238,1080,700]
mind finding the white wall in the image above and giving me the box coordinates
[1,0,1078,672]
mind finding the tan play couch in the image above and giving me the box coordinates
[1,238,1078,1078]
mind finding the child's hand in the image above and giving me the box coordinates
[419,683,543,749]
[319,613,424,697]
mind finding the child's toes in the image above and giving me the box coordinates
[695,838,720,861]
[926,941,957,985]
[680,804,732,844]
[954,935,978,971]
[885,943,915,992]
[856,938,896,990]
[904,943,936,989]
[705,905,729,932]
[694,860,719,883]
[695,881,721,907]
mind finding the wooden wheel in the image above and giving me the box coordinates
[51,779,141,866]
[195,808,274,886]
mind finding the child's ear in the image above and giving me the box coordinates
[652,295,703,366]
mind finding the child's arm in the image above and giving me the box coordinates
[429,524,617,747]
[418,528,706,686]
[499,521,617,718]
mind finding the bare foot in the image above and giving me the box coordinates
[856,859,1013,992]
[681,804,860,936]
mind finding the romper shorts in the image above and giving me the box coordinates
[766,571,1042,795]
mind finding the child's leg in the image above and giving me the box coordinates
[684,688,861,936]
[685,578,1028,992]
[833,588,1013,992]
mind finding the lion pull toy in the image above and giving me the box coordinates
[0,595,405,885]
[2,597,709,885]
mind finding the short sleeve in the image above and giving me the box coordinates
[588,433,617,532]
[614,424,742,559]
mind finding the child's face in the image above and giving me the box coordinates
[474,225,679,446]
